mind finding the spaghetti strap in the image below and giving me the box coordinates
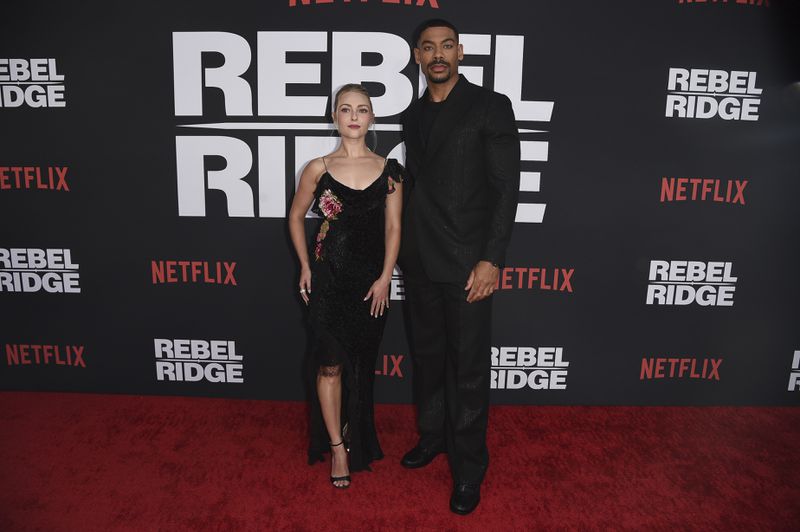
[321,156,329,171]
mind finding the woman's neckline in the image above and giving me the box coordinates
[321,158,389,191]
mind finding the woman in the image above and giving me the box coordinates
[288,84,404,489]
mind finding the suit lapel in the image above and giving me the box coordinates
[423,75,476,165]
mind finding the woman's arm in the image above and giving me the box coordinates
[364,179,403,317]
[288,158,324,304]
[381,180,403,283]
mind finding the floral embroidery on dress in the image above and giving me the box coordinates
[387,175,397,194]
[314,189,342,261]
[318,189,343,219]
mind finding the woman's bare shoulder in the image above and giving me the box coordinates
[303,157,328,179]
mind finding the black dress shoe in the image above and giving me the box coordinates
[400,445,443,469]
[450,482,480,515]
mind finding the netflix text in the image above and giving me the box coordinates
[5,344,86,368]
[151,260,237,285]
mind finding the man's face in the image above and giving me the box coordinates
[414,26,463,85]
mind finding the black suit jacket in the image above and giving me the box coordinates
[400,75,521,283]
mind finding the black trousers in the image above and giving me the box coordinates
[402,243,492,485]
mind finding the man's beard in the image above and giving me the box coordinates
[427,61,452,84]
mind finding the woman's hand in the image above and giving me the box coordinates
[363,277,390,317]
[299,265,311,305]
[289,158,325,305]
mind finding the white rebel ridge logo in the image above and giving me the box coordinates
[0,59,66,108]
[0,248,80,293]
[666,68,762,121]
[789,350,800,392]
[154,338,244,383]
[646,260,737,307]
[490,346,569,390]
[390,265,404,301]
[171,31,554,223]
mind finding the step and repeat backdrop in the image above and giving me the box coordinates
[2,0,799,405]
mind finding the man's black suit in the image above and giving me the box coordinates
[399,75,520,484]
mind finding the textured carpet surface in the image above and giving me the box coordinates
[0,392,798,531]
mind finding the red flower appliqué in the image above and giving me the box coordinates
[318,189,343,219]
[314,189,342,261]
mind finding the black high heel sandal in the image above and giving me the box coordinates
[329,440,351,489]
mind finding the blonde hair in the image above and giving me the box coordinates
[332,83,373,113]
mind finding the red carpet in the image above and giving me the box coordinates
[0,392,798,531]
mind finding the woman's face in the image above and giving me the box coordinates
[334,91,373,140]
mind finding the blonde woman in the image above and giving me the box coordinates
[288,84,404,488]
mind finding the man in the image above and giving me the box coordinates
[399,18,520,515]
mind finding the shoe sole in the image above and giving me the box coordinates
[450,500,479,515]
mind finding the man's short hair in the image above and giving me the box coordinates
[412,18,459,48]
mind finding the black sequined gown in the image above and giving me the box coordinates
[306,158,404,472]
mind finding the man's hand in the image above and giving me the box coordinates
[464,261,499,303]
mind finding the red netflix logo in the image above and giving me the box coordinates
[660,177,746,205]
[495,267,573,293]
[151,260,237,285]
[375,354,404,378]
[640,357,721,380]
[5,344,86,368]
[0,166,69,191]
